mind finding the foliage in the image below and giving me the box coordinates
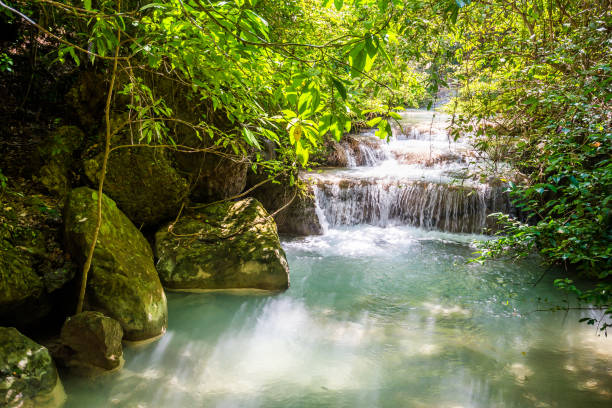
[0,168,7,191]
[0,53,13,72]
[449,0,612,327]
[5,0,439,175]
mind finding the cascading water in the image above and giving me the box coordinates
[307,111,511,234]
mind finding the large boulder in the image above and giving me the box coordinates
[65,71,106,129]
[84,141,189,227]
[0,327,66,408]
[64,187,168,341]
[155,198,289,291]
[58,311,124,376]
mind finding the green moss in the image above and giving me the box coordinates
[155,198,289,291]
[0,327,61,407]
[84,145,189,227]
[64,187,167,341]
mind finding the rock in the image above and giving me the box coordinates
[247,174,323,236]
[37,163,71,197]
[175,148,249,203]
[155,198,289,291]
[0,243,49,327]
[325,141,350,167]
[65,71,106,129]
[84,143,189,227]
[0,190,76,330]
[0,327,66,408]
[36,126,85,197]
[64,187,167,342]
[59,311,123,376]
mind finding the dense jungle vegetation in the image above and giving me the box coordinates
[0,0,610,329]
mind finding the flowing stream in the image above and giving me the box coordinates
[62,111,612,407]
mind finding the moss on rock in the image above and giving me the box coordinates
[64,187,167,341]
[155,198,289,291]
[0,245,48,326]
[0,327,66,408]
[59,311,124,376]
[0,189,72,328]
[36,126,86,197]
[84,143,189,227]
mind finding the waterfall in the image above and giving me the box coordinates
[312,179,510,234]
[311,184,329,234]
[305,110,514,235]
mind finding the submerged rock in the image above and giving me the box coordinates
[59,311,124,376]
[64,187,167,341]
[0,327,66,408]
[155,198,289,291]
[84,143,189,228]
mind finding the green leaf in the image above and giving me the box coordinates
[367,117,382,127]
[319,114,333,135]
[298,92,312,115]
[242,128,261,149]
[334,0,344,11]
[84,0,92,11]
[331,77,347,100]
[349,44,366,76]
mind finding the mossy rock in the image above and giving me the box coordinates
[59,311,124,376]
[84,144,189,227]
[155,198,289,291]
[0,244,49,326]
[0,190,74,329]
[64,187,167,341]
[36,126,86,197]
[0,327,66,408]
[247,174,323,236]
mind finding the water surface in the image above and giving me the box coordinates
[63,226,612,407]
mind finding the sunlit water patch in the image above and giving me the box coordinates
[62,226,612,408]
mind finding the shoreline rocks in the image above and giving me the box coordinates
[84,144,189,228]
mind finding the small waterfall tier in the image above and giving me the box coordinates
[310,176,510,233]
[305,110,513,234]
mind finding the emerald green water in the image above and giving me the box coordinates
[63,225,612,407]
